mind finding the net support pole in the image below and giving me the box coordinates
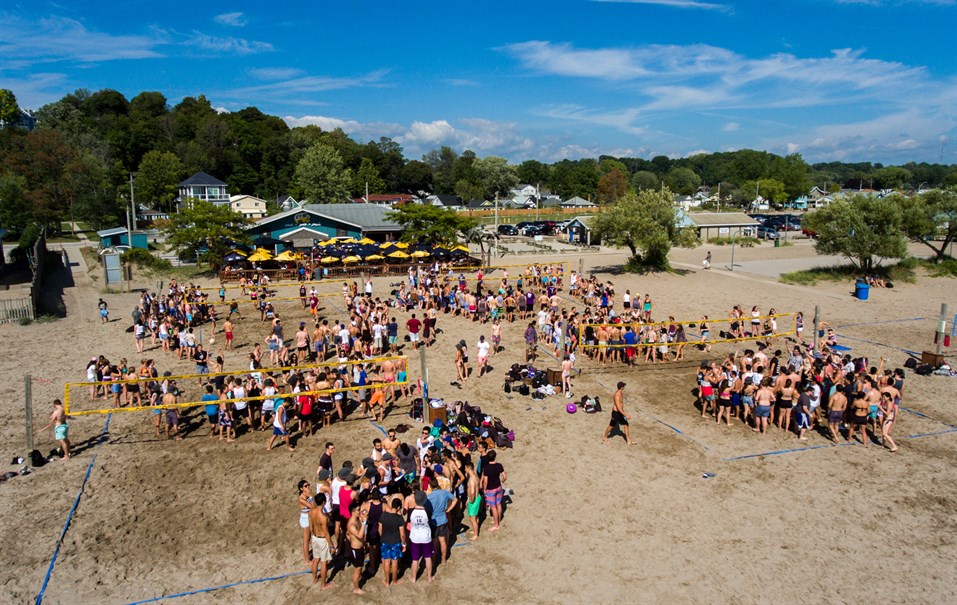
[419,343,429,401]
[25,374,34,454]
[936,303,949,357]
[813,305,820,354]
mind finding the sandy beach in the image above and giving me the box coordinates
[2,238,956,604]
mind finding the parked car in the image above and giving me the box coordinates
[802,227,817,238]
[497,224,519,236]
[756,225,780,240]
[523,225,545,237]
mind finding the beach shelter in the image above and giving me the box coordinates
[358,237,376,245]
[320,256,339,264]
[248,250,273,262]
[342,255,361,264]
[411,250,430,258]
[393,241,409,249]
[387,250,410,259]
[226,248,248,257]
[365,253,385,261]
[379,241,397,248]
[452,244,469,252]
[274,250,302,261]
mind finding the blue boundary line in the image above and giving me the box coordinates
[723,428,957,461]
[900,406,957,429]
[833,333,920,356]
[836,317,926,329]
[36,413,111,605]
[369,419,388,435]
[591,378,712,452]
[124,571,311,605]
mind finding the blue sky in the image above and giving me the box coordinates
[2,0,955,165]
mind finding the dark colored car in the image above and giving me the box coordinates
[497,224,519,236]
[523,225,545,237]
[756,225,780,240]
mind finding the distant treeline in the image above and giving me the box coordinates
[0,87,955,235]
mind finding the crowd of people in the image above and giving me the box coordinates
[695,347,904,450]
[297,429,508,591]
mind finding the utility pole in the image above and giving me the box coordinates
[25,374,33,454]
[813,305,820,356]
[129,173,137,230]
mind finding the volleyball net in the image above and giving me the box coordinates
[63,355,410,416]
[578,312,797,349]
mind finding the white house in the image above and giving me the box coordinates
[510,184,538,198]
[229,194,268,219]
[177,172,230,208]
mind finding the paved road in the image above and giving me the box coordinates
[725,254,848,278]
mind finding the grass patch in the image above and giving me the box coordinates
[121,248,172,273]
[705,236,760,247]
[779,265,861,285]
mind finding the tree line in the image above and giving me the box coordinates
[1,87,955,238]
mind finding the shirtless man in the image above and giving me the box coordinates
[490,319,502,355]
[827,387,848,443]
[382,428,401,457]
[40,399,71,459]
[596,325,609,365]
[308,494,335,589]
[464,457,481,540]
[753,377,774,434]
[223,318,234,351]
[561,354,574,398]
[162,389,181,440]
[346,501,368,594]
[603,381,637,445]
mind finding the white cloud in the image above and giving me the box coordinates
[445,78,479,87]
[593,0,730,10]
[186,32,273,55]
[400,120,458,145]
[214,12,247,27]
[536,104,645,135]
[787,143,801,154]
[1,15,164,67]
[722,122,739,131]
[0,72,69,109]
[249,67,305,80]
[499,41,652,80]
[224,70,389,102]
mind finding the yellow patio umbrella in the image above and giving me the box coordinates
[365,254,385,261]
[274,250,300,261]
[247,251,273,262]
[342,255,361,263]
[452,244,470,252]
[317,239,334,246]
[411,250,430,258]
[338,237,358,244]
[227,248,248,257]
[320,256,339,264]
[393,241,409,249]
[379,241,396,248]
[387,250,410,259]
[252,247,272,255]
[358,237,376,245]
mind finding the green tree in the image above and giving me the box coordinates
[596,168,631,203]
[136,150,184,212]
[872,166,913,190]
[516,160,551,188]
[665,167,701,195]
[899,188,957,262]
[802,194,907,272]
[474,156,518,199]
[592,188,686,271]
[454,179,484,203]
[352,157,385,196]
[743,178,787,204]
[163,199,251,267]
[631,170,658,192]
[0,173,31,234]
[769,153,812,200]
[398,160,433,194]
[387,204,476,246]
[423,146,458,194]
[293,143,352,203]
[0,89,20,126]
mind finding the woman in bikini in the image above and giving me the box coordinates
[878,391,899,452]
[776,378,797,432]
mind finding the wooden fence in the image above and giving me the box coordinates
[0,296,34,324]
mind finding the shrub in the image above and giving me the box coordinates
[705,236,759,247]
[121,248,172,272]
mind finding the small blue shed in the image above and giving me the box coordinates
[97,227,148,250]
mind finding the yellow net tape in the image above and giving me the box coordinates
[64,355,408,415]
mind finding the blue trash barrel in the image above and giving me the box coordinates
[855,279,870,300]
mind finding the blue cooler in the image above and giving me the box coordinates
[854,279,870,300]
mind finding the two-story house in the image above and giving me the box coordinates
[177,172,230,209]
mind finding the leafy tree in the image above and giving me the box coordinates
[423,146,457,194]
[743,178,787,204]
[802,194,907,272]
[665,167,701,195]
[597,168,630,203]
[899,188,957,262]
[769,153,812,200]
[387,203,476,246]
[872,166,913,190]
[163,199,251,267]
[64,150,120,230]
[474,156,518,199]
[398,160,433,194]
[0,89,20,126]
[454,179,484,203]
[136,151,184,212]
[0,173,31,234]
[293,143,352,203]
[352,157,385,196]
[598,158,629,176]
[592,188,685,271]
[631,170,659,192]
[516,160,551,188]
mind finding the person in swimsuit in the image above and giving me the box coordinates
[753,377,774,434]
[464,456,482,541]
[346,500,368,594]
[40,399,71,459]
[879,391,899,452]
[849,392,870,446]
[297,480,315,564]
[603,381,638,445]
[828,388,848,443]
[308,493,334,589]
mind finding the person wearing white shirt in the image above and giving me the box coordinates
[476,335,491,377]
